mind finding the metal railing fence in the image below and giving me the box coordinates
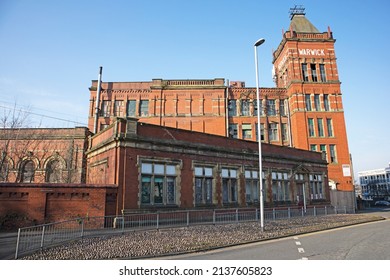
[15,205,353,259]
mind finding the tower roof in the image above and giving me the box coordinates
[288,6,320,33]
[289,14,320,33]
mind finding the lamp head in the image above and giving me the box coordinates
[254,38,265,47]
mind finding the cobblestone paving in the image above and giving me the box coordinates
[21,214,382,260]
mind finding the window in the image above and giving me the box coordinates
[127,100,136,117]
[323,95,330,111]
[228,124,238,138]
[45,159,63,183]
[141,162,177,205]
[281,123,288,142]
[139,100,149,116]
[308,118,315,137]
[319,64,326,82]
[100,124,109,131]
[242,124,252,140]
[310,64,318,82]
[113,100,124,116]
[271,172,290,202]
[310,174,324,200]
[266,100,276,116]
[253,99,262,116]
[330,145,337,163]
[228,100,237,116]
[314,94,320,111]
[317,118,324,137]
[194,166,213,205]
[245,170,259,204]
[100,100,110,117]
[310,144,317,151]
[302,63,309,81]
[241,100,250,116]
[320,145,327,161]
[255,123,265,141]
[21,160,35,183]
[279,99,286,116]
[268,123,278,141]
[305,94,312,111]
[327,118,334,137]
[0,156,10,182]
[222,168,238,204]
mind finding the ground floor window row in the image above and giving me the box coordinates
[138,160,327,207]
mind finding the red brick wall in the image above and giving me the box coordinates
[0,183,117,228]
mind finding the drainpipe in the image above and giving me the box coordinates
[286,98,293,147]
[225,79,229,137]
[93,66,103,134]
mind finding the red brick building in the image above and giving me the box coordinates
[87,118,329,214]
[88,10,352,192]
[0,8,350,226]
[0,127,117,226]
[1,119,329,225]
[0,127,90,184]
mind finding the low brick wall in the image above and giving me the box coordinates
[0,183,117,229]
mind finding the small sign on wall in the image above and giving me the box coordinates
[342,164,351,177]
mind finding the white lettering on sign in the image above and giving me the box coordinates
[298,49,325,56]
[278,53,289,71]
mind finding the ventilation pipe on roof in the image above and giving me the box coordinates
[93,66,103,134]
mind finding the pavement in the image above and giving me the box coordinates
[0,231,18,260]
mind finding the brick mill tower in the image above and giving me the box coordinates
[272,6,353,191]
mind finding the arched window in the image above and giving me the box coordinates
[45,159,62,183]
[21,160,35,183]
[0,161,10,182]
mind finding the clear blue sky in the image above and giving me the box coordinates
[0,0,389,177]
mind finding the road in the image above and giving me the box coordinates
[159,208,390,260]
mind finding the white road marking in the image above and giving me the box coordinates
[295,241,301,246]
[298,248,305,253]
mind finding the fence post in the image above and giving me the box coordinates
[15,228,21,259]
[344,206,347,214]
[272,208,276,220]
[288,207,291,219]
[236,208,239,223]
[81,218,84,238]
[213,209,216,225]
[334,206,337,214]
[301,207,304,217]
[187,211,190,227]
[325,206,327,215]
[40,225,46,250]
[121,216,125,234]
[156,212,160,230]
[256,208,259,221]
[314,206,316,217]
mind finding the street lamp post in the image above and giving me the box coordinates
[254,38,265,232]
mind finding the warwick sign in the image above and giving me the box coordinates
[298,48,325,56]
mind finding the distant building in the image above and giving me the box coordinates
[88,8,353,193]
[358,164,390,202]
